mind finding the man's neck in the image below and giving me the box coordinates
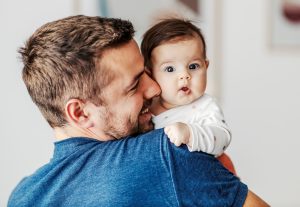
[53,125,114,142]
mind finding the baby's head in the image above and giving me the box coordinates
[141,18,209,109]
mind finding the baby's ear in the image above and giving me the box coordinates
[205,59,210,69]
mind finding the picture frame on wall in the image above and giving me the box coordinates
[269,0,300,49]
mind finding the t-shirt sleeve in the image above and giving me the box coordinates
[164,133,248,206]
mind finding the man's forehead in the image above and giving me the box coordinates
[98,41,145,84]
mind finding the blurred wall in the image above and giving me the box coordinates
[221,1,300,206]
[0,1,74,206]
[0,0,299,206]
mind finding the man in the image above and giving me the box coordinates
[8,15,269,206]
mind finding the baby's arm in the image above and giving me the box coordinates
[164,121,231,156]
[164,99,231,156]
[189,99,231,156]
[188,120,231,156]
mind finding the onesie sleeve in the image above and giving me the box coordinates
[165,137,248,206]
[188,97,232,156]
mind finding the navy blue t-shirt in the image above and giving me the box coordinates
[8,129,247,206]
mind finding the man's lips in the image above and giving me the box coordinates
[138,108,153,133]
[140,100,152,114]
[141,108,149,114]
[139,107,151,121]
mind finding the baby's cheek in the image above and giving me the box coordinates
[161,91,172,102]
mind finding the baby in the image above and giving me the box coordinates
[141,18,232,160]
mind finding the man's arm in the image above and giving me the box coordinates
[243,190,270,207]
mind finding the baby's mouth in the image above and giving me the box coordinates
[179,86,191,94]
[181,87,189,92]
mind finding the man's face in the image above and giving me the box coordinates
[90,40,160,139]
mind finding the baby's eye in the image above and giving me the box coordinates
[189,63,200,70]
[164,66,175,72]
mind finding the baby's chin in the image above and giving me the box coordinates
[178,99,196,106]
[177,94,203,105]
[166,99,197,109]
[162,93,204,109]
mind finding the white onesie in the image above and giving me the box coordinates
[153,94,231,156]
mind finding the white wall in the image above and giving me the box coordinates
[1,0,299,206]
[221,1,300,206]
[0,1,74,206]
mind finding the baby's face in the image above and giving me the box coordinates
[151,37,209,109]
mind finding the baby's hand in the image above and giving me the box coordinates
[164,122,190,147]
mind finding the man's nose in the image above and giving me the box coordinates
[142,74,161,100]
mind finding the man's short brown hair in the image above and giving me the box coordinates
[141,18,206,70]
[19,15,135,127]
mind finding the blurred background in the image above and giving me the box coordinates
[1,0,300,206]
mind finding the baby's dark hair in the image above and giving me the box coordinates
[141,18,206,70]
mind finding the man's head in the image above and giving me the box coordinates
[20,15,160,139]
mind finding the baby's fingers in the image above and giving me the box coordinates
[167,136,176,145]
[174,138,182,147]
[164,126,170,134]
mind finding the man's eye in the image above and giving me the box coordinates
[189,63,200,70]
[131,82,139,91]
[164,66,175,72]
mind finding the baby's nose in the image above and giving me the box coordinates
[179,71,191,80]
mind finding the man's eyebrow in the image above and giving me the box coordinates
[125,70,144,91]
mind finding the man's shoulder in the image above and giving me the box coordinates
[134,128,165,139]
[126,128,166,145]
[135,129,216,163]
[8,165,51,207]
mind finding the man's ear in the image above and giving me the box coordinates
[65,99,93,128]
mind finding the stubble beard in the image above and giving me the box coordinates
[103,100,154,139]
[103,107,139,139]
[105,111,153,138]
